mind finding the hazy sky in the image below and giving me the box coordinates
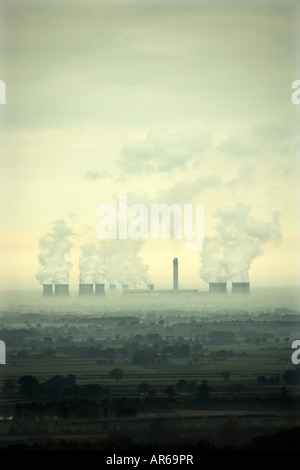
[0,0,299,291]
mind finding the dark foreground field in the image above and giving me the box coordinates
[0,305,299,451]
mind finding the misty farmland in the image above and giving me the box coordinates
[0,303,299,451]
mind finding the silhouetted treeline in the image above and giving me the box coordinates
[12,370,299,420]
[1,426,300,450]
[17,374,110,401]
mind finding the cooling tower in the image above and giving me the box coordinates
[173,258,178,290]
[109,284,117,291]
[78,283,94,296]
[231,282,250,294]
[95,283,105,296]
[42,284,53,297]
[122,284,129,290]
[209,282,227,294]
[54,284,70,297]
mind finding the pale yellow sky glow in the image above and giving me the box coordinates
[0,0,300,292]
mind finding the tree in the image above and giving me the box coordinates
[42,374,76,395]
[208,331,235,345]
[195,381,210,401]
[108,368,124,381]
[257,375,269,386]
[79,384,106,398]
[42,336,54,349]
[176,344,191,358]
[157,354,169,365]
[164,385,176,398]
[132,350,157,366]
[138,383,150,395]
[18,375,39,398]
[175,379,187,392]
[270,374,280,385]
[222,371,230,382]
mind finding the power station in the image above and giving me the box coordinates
[41,258,251,298]
[209,282,227,295]
[173,258,178,290]
[42,284,53,297]
[231,282,250,295]
[78,283,94,296]
[95,283,105,296]
[54,284,70,297]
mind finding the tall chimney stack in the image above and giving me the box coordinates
[231,282,250,295]
[173,258,178,290]
[42,284,53,297]
[95,283,105,296]
[54,284,70,297]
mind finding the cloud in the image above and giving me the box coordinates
[84,170,111,181]
[79,239,150,287]
[226,165,255,192]
[36,220,74,285]
[119,122,212,174]
[218,119,299,161]
[118,116,299,177]
[112,175,219,207]
[79,242,106,284]
[157,175,221,204]
[200,203,282,283]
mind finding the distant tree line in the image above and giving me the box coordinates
[18,374,110,400]
[257,368,300,386]
[11,366,300,421]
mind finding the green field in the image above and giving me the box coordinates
[0,308,299,449]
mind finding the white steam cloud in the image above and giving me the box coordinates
[79,242,106,284]
[36,220,73,285]
[79,239,150,288]
[200,203,281,283]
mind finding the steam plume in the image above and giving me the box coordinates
[79,243,106,284]
[79,239,150,288]
[200,203,281,283]
[36,220,73,285]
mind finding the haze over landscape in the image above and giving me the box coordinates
[0,0,300,298]
[0,2,300,454]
